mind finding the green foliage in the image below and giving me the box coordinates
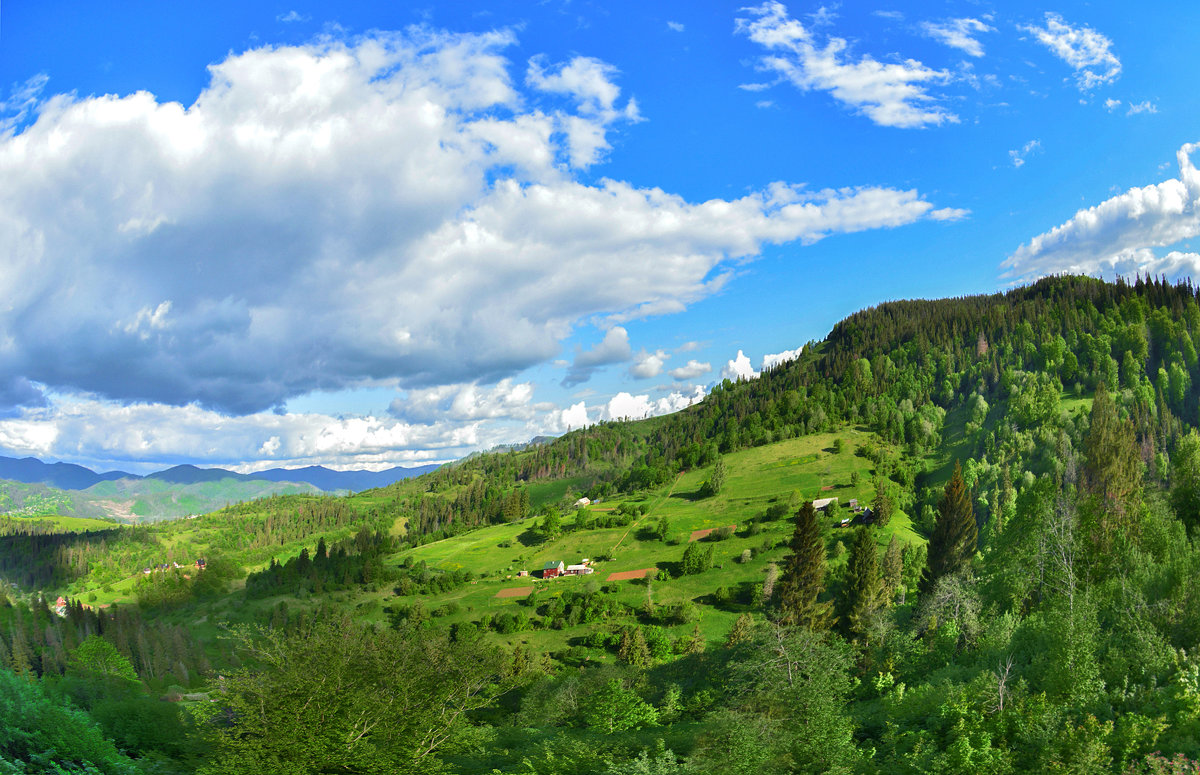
[200,618,511,775]
[581,679,659,733]
[68,635,138,683]
[843,526,882,638]
[726,624,861,773]
[679,542,714,575]
[775,502,831,629]
[1171,430,1200,534]
[1083,382,1143,518]
[15,275,1200,770]
[921,461,976,597]
[700,456,727,498]
[0,667,139,774]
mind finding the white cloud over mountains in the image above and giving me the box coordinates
[737,1,957,128]
[1005,142,1200,280]
[0,396,482,474]
[722,350,759,381]
[0,27,954,421]
[762,347,803,370]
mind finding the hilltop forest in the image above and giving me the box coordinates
[6,275,1200,773]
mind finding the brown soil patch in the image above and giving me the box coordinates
[689,524,737,542]
[821,485,834,491]
[495,586,533,599]
[606,568,656,581]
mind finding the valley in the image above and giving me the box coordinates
[4,276,1200,774]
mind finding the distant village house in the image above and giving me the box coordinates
[542,558,593,578]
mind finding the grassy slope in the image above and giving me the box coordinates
[223,429,924,656]
[44,424,935,658]
[1,514,117,532]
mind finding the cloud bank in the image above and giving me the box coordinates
[1005,142,1200,280]
[0,27,954,419]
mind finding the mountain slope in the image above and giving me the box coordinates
[0,456,134,490]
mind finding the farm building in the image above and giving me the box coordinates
[564,563,594,576]
[812,497,839,512]
[542,560,565,578]
[574,497,591,507]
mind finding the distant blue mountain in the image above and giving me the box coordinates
[0,456,134,490]
[0,455,440,492]
[145,464,247,485]
[249,464,442,491]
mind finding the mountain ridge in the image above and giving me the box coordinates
[0,455,442,493]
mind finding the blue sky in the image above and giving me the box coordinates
[1,0,1198,473]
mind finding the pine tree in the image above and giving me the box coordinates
[1083,382,1142,507]
[1082,382,1143,551]
[774,502,832,629]
[843,526,882,637]
[725,613,754,647]
[920,460,977,597]
[618,627,650,667]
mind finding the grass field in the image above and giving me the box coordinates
[3,514,118,532]
[58,426,929,656]
[322,429,925,655]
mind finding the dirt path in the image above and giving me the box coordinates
[610,472,683,553]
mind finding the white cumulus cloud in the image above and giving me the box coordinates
[563,327,632,386]
[0,27,953,419]
[722,350,759,381]
[1004,142,1200,281]
[920,18,994,58]
[668,360,710,380]
[630,349,669,379]
[762,347,803,370]
[601,387,705,421]
[389,378,539,424]
[1022,13,1120,90]
[737,1,956,128]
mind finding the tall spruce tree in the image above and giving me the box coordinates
[774,502,832,629]
[920,460,977,597]
[843,526,882,637]
[1082,382,1142,553]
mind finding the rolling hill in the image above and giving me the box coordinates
[5,275,1200,773]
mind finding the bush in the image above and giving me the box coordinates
[709,526,735,542]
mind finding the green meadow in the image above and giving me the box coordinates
[334,429,927,655]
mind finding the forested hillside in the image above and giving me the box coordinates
[7,275,1200,773]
